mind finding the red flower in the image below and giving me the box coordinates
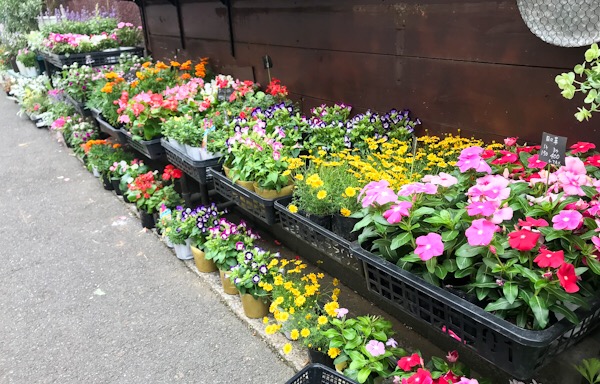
[446,350,459,363]
[481,149,496,159]
[570,141,596,154]
[527,154,548,169]
[504,137,518,146]
[266,78,288,97]
[585,155,600,167]
[439,371,460,384]
[508,229,540,251]
[162,164,182,181]
[557,263,579,293]
[518,217,549,229]
[404,369,432,384]
[533,248,565,269]
[517,145,540,153]
[398,353,421,372]
[491,150,518,165]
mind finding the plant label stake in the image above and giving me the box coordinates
[538,132,567,166]
[263,55,273,83]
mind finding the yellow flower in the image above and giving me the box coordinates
[305,314,312,320]
[317,190,327,200]
[317,273,324,279]
[340,208,351,217]
[290,329,299,340]
[318,315,328,326]
[263,317,269,324]
[324,301,340,317]
[284,281,293,290]
[289,307,295,314]
[328,347,341,359]
[276,311,290,322]
[283,343,292,354]
[282,169,291,176]
[274,296,284,305]
[333,278,339,287]
[301,328,311,338]
[265,324,277,335]
[294,174,304,181]
[344,187,356,197]
[288,204,298,214]
[295,295,306,307]
[333,288,341,297]
[263,283,273,292]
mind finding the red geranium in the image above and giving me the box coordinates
[162,164,182,181]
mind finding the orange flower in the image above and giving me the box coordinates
[131,80,139,88]
[113,144,121,149]
[105,72,118,80]
[136,72,145,80]
[180,60,192,70]
[180,73,191,80]
[155,61,169,70]
[101,83,113,93]
[142,61,151,68]
[170,60,180,67]
[156,77,163,82]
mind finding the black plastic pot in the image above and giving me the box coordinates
[102,175,114,191]
[111,178,123,195]
[307,349,334,369]
[139,210,155,229]
[303,212,332,231]
[331,214,360,242]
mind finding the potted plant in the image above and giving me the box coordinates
[229,247,278,318]
[86,141,123,189]
[16,48,38,77]
[158,206,196,260]
[203,219,260,294]
[187,204,222,272]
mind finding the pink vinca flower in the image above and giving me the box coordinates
[465,219,498,246]
[466,201,497,217]
[552,210,583,231]
[414,233,444,261]
[383,201,413,224]
[490,207,513,224]
[456,146,492,174]
[421,172,458,188]
[359,180,399,208]
[365,340,385,357]
[398,182,438,196]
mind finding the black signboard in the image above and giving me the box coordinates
[538,132,567,166]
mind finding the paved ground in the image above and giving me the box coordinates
[0,96,295,383]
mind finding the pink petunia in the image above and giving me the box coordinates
[465,219,498,246]
[552,210,583,231]
[414,233,444,261]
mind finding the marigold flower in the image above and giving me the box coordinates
[328,348,341,359]
[283,343,292,354]
[340,208,351,217]
[345,187,356,197]
[290,329,299,340]
[317,190,327,200]
[288,204,298,214]
[300,328,310,338]
[317,315,328,325]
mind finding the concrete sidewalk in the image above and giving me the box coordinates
[0,96,295,383]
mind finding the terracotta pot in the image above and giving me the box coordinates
[219,269,238,295]
[240,293,270,319]
[191,246,217,273]
[234,179,255,192]
[252,183,294,200]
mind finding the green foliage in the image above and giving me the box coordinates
[575,358,600,384]
[0,0,42,34]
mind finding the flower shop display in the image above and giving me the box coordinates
[107,157,138,195]
[203,219,259,294]
[15,48,39,77]
[229,247,279,318]
[156,206,196,260]
[84,140,128,189]
[186,204,222,272]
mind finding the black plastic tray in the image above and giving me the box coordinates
[121,129,164,160]
[161,139,222,184]
[209,168,278,225]
[349,242,600,379]
[88,107,101,120]
[275,197,363,273]
[64,93,90,117]
[41,47,144,68]
[95,116,127,144]
[285,364,356,384]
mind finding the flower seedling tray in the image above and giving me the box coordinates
[120,129,164,160]
[95,116,127,144]
[285,364,357,384]
[161,139,222,184]
[349,242,600,379]
[275,197,363,274]
[209,168,278,225]
[88,107,101,120]
[42,47,144,68]
[64,93,90,117]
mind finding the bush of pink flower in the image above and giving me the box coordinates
[356,140,600,329]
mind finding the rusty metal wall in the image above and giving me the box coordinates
[140,0,596,145]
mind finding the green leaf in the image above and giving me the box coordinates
[484,297,523,311]
[456,256,473,270]
[514,265,540,283]
[476,287,490,301]
[455,243,485,258]
[390,232,413,250]
[357,368,372,384]
[503,281,518,305]
[412,207,435,217]
[342,328,357,340]
[443,259,458,273]
[454,267,476,278]
[574,64,585,75]
[442,230,459,242]
[426,257,437,274]
[586,256,600,275]
[529,295,549,329]
[434,265,448,280]
[586,43,600,62]
[549,303,579,325]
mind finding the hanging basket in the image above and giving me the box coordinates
[517,0,600,47]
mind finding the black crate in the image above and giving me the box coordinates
[95,116,127,144]
[349,243,600,379]
[120,129,164,160]
[285,364,357,384]
[88,107,101,120]
[64,93,90,117]
[275,197,363,274]
[42,47,144,68]
[161,139,222,184]
[210,168,278,225]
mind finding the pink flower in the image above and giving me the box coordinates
[403,369,432,384]
[465,219,498,246]
[517,217,549,230]
[527,154,548,169]
[446,350,459,363]
[456,379,479,384]
[398,182,437,196]
[118,114,131,124]
[441,326,465,343]
[414,233,444,261]
[386,338,398,348]
[334,308,348,318]
[592,236,600,252]
[557,263,579,293]
[491,150,518,165]
[383,201,413,224]
[421,172,458,188]
[490,207,513,224]
[365,340,386,357]
[398,353,421,371]
[504,137,518,146]
[359,180,399,208]
[466,201,497,217]
[570,141,596,154]
[552,210,583,231]
[456,146,492,174]
[533,248,565,269]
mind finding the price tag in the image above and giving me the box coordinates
[538,132,567,166]
[159,204,172,220]
[217,87,234,102]
[85,55,94,65]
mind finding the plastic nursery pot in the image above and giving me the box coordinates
[240,293,269,319]
[331,214,360,242]
[301,212,333,231]
[111,179,123,195]
[191,246,218,273]
[139,210,155,229]
[102,175,114,191]
[307,349,335,369]
[252,183,294,200]
[219,269,239,295]
[173,239,193,260]
[234,179,255,192]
